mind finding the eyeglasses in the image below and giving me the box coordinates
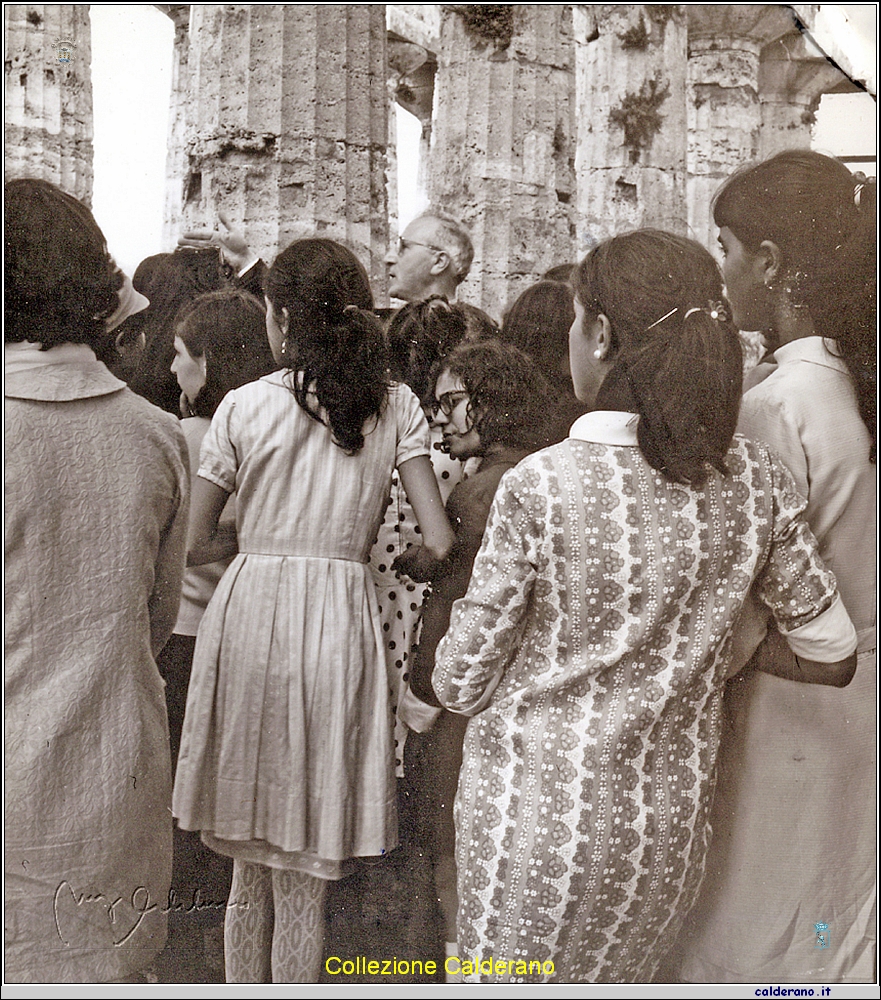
[397,237,445,256]
[430,390,469,418]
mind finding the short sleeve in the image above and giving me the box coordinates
[392,383,430,467]
[756,448,840,638]
[197,390,239,493]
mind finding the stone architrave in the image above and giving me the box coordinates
[686,4,795,253]
[173,4,389,294]
[4,4,94,203]
[758,29,856,159]
[427,4,577,320]
[573,5,688,248]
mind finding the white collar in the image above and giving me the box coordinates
[772,336,849,374]
[568,410,639,445]
[5,341,125,402]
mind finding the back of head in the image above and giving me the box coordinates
[457,302,499,342]
[387,295,468,406]
[266,238,386,454]
[422,211,474,285]
[175,288,278,418]
[714,150,876,459]
[129,248,228,412]
[573,229,743,486]
[5,178,119,356]
[442,339,555,452]
[501,280,575,389]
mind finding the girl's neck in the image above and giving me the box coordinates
[479,442,531,469]
[768,298,817,350]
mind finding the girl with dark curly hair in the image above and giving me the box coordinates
[370,295,468,777]
[398,339,555,977]
[172,239,453,983]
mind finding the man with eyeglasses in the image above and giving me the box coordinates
[386,211,474,304]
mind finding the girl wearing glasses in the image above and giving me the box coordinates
[369,296,469,775]
[432,230,858,983]
[398,339,554,977]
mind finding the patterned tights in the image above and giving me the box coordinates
[224,859,327,983]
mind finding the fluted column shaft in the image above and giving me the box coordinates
[172,4,389,293]
[686,5,795,251]
[427,5,576,319]
[4,4,93,202]
[573,5,688,246]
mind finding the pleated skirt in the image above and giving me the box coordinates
[172,553,398,876]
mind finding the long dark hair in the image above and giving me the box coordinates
[265,238,388,454]
[174,288,278,418]
[441,339,555,452]
[5,178,121,360]
[572,229,743,487]
[714,150,876,460]
[387,295,468,407]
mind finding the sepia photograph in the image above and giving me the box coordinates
[4,3,877,990]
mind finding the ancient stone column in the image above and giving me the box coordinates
[158,4,192,249]
[572,5,688,248]
[758,30,855,159]
[173,4,389,294]
[686,5,794,252]
[4,4,94,202]
[427,4,577,320]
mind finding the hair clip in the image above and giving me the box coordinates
[682,302,730,323]
[854,183,865,207]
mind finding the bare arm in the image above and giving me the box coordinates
[397,454,454,562]
[751,625,857,688]
[187,475,237,567]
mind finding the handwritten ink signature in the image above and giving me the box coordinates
[53,882,249,947]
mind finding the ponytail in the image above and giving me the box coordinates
[575,230,744,486]
[291,305,388,454]
[267,238,389,455]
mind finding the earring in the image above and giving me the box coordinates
[593,349,603,360]
[280,338,288,356]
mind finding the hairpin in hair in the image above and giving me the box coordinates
[645,306,677,331]
[854,183,865,208]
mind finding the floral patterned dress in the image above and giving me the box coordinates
[433,410,856,983]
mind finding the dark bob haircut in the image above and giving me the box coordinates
[174,288,278,418]
[5,178,121,357]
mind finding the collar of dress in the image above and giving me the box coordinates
[568,410,639,445]
[771,336,849,375]
[5,341,127,402]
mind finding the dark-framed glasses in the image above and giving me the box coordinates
[430,389,469,418]
[398,237,445,256]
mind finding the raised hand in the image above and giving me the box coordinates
[178,209,258,273]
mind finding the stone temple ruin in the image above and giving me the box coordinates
[4,4,868,319]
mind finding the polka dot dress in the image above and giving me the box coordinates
[369,428,464,774]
